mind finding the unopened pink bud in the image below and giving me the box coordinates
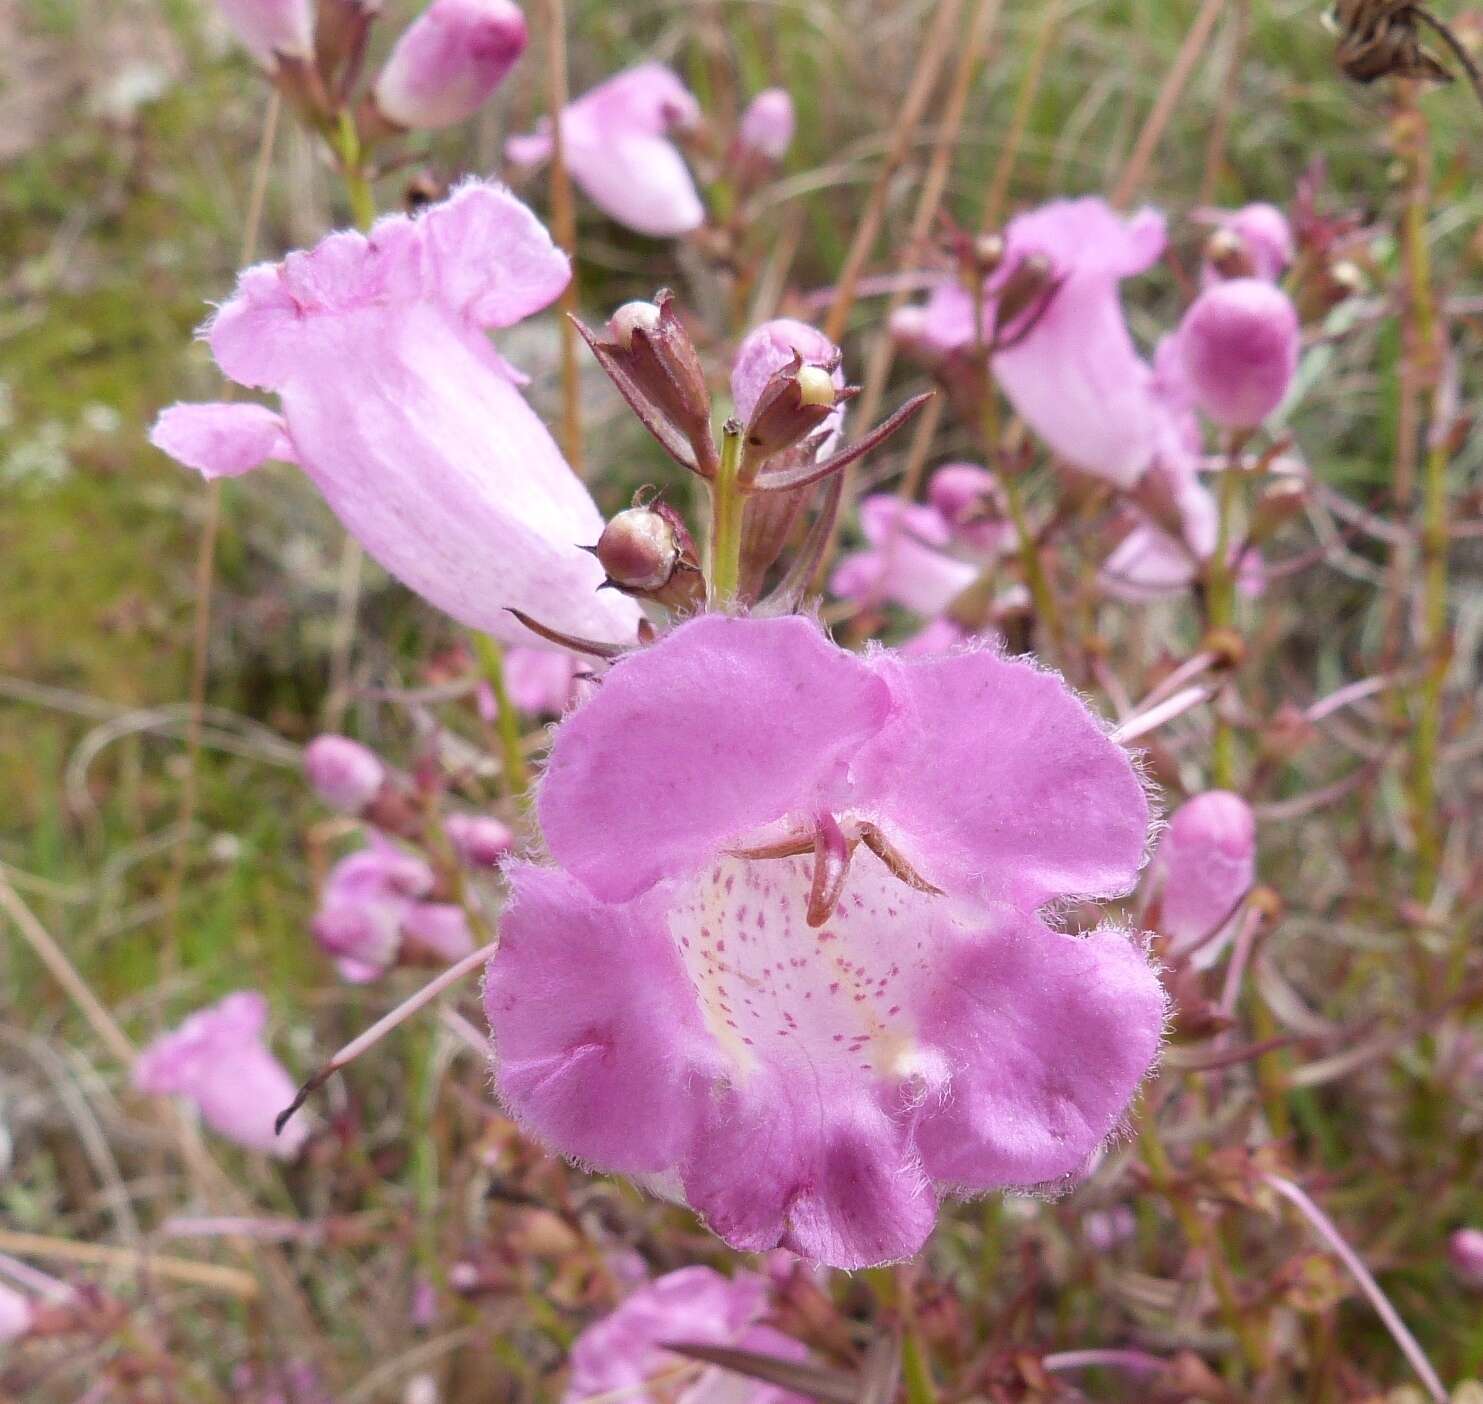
[304,734,386,812]
[738,88,794,162]
[445,813,515,868]
[1156,790,1256,960]
[1450,1228,1483,1288]
[596,507,682,591]
[216,0,315,66]
[374,0,527,131]
[1178,279,1299,430]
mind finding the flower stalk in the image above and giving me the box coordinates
[709,422,747,603]
[474,633,532,803]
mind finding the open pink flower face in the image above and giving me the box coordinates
[506,63,704,238]
[563,1266,807,1404]
[485,615,1165,1268]
[134,992,308,1158]
[151,183,640,652]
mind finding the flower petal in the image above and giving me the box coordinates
[914,912,1164,1189]
[855,648,1149,910]
[484,864,711,1173]
[419,180,570,330]
[539,614,892,902]
[150,402,297,479]
[683,1079,937,1269]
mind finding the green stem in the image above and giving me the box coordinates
[1403,151,1448,902]
[334,111,377,231]
[1002,471,1061,657]
[708,424,746,605]
[1206,456,1241,788]
[1139,1110,1266,1375]
[474,634,531,803]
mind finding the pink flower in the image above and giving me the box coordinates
[1150,791,1256,965]
[888,276,977,360]
[485,614,1164,1268]
[303,733,386,812]
[216,0,314,66]
[990,198,1168,487]
[830,495,978,618]
[506,63,704,238]
[1200,202,1294,285]
[1449,1228,1483,1288]
[927,462,1015,556]
[1176,279,1300,430]
[738,88,795,162]
[151,183,640,652]
[312,839,472,981]
[373,0,528,130]
[0,1283,33,1343]
[445,813,515,868]
[564,1266,808,1404]
[504,645,587,715]
[134,993,308,1157]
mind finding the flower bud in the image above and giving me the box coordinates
[1177,278,1300,430]
[579,292,714,474]
[607,300,663,350]
[445,813,515,868]
[304,734,386,812]
[990,252,1055,343]
[1451,1229,1483,1289]
[593,502,706,611]
[737,88,794,162]
[1155,790,1256,963]
[373,0,527,131]
[740,355,843,463]
[1204,227,1255,280]
[216,0,315,66]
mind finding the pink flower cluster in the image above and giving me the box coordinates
[890,196,1301,605]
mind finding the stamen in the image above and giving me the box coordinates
[856,822,944,896]
[806,812,852,928]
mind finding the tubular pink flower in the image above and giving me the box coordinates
[312,838,473,981]
[927,462,1015,556]
[1200,201,1294,285]
[1151,790,1256,964]
[563,1266,808,1404]
[506,63,704,238]
[738,88,796,162]
[990,198,1168,487]
[1176,278,1300,430]
[303,733,386,812]
[830,495,978,618]
[373,0,528,131]
[486,615,1164,1268]
[134,993,309,1157]
[151,183,640,652]
[216,0,314,66]
[1449,1228,1483,1288]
